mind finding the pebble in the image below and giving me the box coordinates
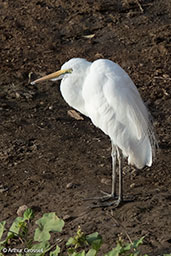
[66,182,74,189]
[0,184,8,193]
[15,92,20,98]
[130,183,136,188]
[17,205,28,216]
[100,178,111,185]
[67,109,84,120]
[49,105,53,110]
[63,214,72,221]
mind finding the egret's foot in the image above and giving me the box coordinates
[90,198,122,209]
[84,191,116,202]
[98,190,116,202]
[89,195,135,209]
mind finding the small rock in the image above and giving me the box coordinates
[63,214,72,221]
[0,184,8,193]
[15,92,20,98]
[82,34,95,39]
[101,178,111,185]
[163,73,170,79]
[17,205,28,216]
[66,182,74,189]
[130,183,136,188]
[67,109,84,120]
[66,182,80,189]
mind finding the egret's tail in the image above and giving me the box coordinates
[127,134,156,169]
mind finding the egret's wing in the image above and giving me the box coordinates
[82,59,156,168]
[83,59,147,139]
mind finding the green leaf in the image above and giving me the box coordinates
[7,217,23,238]
[34,213,64,242]
[50,245,60,256]
[104,244,122,256]
[66,227,87,249]
[0,239,6,245]
[132,237,144,249]
[0,245,5,253]
[23,208,34,221]
[86,248,97,256]
[122,243,132,251]
[66,237,75,246]
[131,252,139,256]
[104,248,118,256]
[67,247,75,254]
[28,241,50,255]
[86,232,102,251]
[0,221,6,240]
[71,251,86,256]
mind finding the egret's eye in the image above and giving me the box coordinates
[66,68,73,74]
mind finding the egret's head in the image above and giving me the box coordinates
[31,58,90,85]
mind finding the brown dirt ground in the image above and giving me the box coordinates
[0,0,171,255]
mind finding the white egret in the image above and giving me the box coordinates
[31,58,157,207]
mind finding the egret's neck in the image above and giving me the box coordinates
[60,68,89,116]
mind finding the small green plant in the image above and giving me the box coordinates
[0,209,170,256]
[0,208,34,253]
[0,209,63,256]
[66,227,102,255]
[104,236,147,256]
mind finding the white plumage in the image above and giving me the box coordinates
[32,58,157,207]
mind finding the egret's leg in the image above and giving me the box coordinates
[111,143,117,197]
[102,147,123,207]
[116,146,123,204]
[91,146,123,208]
[100,143,116,198]
[86,143,117,201]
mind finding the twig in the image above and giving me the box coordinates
[106,210,133,244]
[153,76,171,81]
[135,0,144,13]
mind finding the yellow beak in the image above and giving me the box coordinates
[31,68,72,85]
